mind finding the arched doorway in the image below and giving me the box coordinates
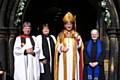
[23,0,100,42]
[1,0,120,79]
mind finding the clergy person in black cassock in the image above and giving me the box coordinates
[83,29,105,80]
[36,23,56,80]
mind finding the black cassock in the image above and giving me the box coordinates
[83,39,105,80]
[40,35,55,80]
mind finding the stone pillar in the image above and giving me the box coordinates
[117,28,120,79]
[0,27,9,74]
[7,27,18,79]
[103,35,109,80]
[107,28,119,80]
[0,27,18,80]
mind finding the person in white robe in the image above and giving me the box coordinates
[54,12,84,80]
[13,22,44,80]
[36,23,56,80]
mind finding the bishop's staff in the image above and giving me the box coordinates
[74,14,79,80]
[74,15,77,31]
[74,14,84,80]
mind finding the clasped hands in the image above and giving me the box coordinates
[26,48,34,54]
[89,62,98,68]
[42,59,47,64]
[21,43,34,55]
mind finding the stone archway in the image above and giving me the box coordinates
[0,0,120,79]
[18,0,120,80]
[21,0,99,42]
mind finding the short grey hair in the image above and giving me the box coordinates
[22,21,31,28]
[91,29,99,34]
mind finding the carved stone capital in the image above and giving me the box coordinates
[107,27,119,37]
[0,27,19,38]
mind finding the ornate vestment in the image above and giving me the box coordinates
[54,30,84,80]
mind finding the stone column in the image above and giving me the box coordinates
[7,27,18,79]
[117,28,120,79]
[0,27,17,80]
[103,35,110,80]
[0,27,9,74]
[107,28,119,80]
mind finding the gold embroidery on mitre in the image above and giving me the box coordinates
[63,12,75,23]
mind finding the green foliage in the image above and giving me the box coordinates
[101,0,112,27]
[14,0,27,27]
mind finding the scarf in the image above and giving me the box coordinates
[42,35,55,79]
[20,35,35,55]
[86,39,102,80]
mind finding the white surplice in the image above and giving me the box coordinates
[36,35,56,73]
[57,38,82,80]
[13,36,45,80]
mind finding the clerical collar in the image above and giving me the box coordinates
[43,34,49,37]
[20,35,30,38]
